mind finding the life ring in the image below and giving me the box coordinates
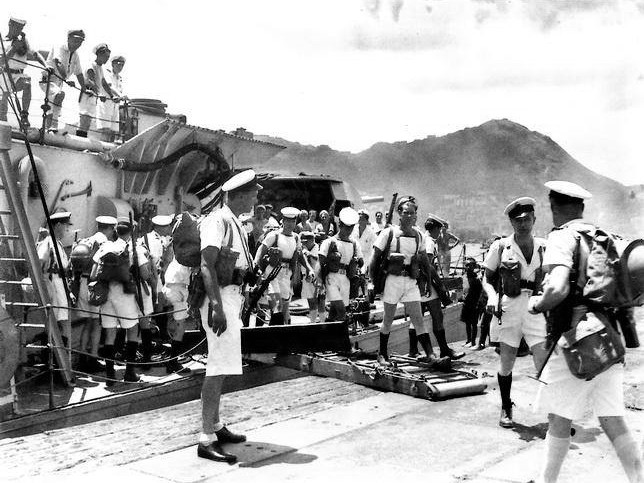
[0,305,19,387]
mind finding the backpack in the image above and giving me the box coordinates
[573,226,644,308]
[95,245,132,283]
[172,212,202,268]
[70,237,100,275]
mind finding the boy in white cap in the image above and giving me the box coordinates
[39,29,86,131]
[198,169,259,463]
[254,206,302,325]
[482,197,548,428]
[318,207,363,322]
[0,17,47,126]
[528,181,642,483]
[77,43,118,138]
[75,215,116,372]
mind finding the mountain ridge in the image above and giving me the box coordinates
[255,119,640,238]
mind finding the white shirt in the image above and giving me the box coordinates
[353,224,377,267]
[200,204,252,270]
[139,230,169,271]
[105,67,123,96]
[37,236,69,272]
[319,235,363,264]
[1,37,27,71]
[46,43,82,80]
[373,227,426,264]
[484,234,546,283]
[93,237,148,267]
[424,233,439,264]
[261,229,300,270]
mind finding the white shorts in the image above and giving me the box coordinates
[325,272,350,305]
[163,283,188,321]
[97,98,119,130]
[76,276,99,317]
[39,78,64,97]
[268,267,292,300]
[79,92,97,117]
[99,282,141,329]
[141,282,154,316]
[45,273,68,321]
[497,291,547,348]
[536,353,625,421]
[383,274,421,305]
[199,285,244,376]
[301,279,317,300]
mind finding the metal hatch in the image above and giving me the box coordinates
[104,119,285,197]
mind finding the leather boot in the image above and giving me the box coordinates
[166,340,191,375]
[408,328,419,357]
[377,332,391,366]
[498,373,514,428]
[435,329,465,360]
[140,328,153,370]
[417,332,433,359]
[124,341,140,382]
[103,345,116,386]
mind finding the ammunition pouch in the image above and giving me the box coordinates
[409,254,421,280]
[122,280,137,294]
[231,268,246,287]
[214,246,240,287]
[386,253,406,276]
[327,250,343,273]
[187,271,206,309]
[499,259,521,297]
[267,246,281,267]
[88,280,109,306]
[347,257,360,279]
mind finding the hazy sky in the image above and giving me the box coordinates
[5,0,644,185]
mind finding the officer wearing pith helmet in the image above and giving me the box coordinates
[318,207,363,322]
[482,196,548,429]
[254,206,302,325]
[198,169,260,463]
[527,181,643,483]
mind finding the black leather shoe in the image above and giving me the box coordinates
[441,348,465,360]
[499,404,515,428]
[215,426,247,444]
[197,442,237,463]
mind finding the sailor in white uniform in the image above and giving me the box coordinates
[197,169,259,463]
[482,197,548,428]
[254,206,301,325]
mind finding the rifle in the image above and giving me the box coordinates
[241,265,282,327]
[385,192,398,227]
[129,212,144,312]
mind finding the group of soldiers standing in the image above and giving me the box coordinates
[36,210,188,385]
[32,169,643,481]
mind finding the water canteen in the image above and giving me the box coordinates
[172,212,202,268]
